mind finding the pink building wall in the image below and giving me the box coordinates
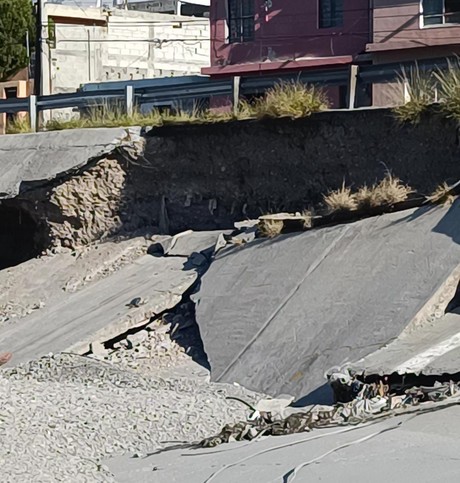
[368,1,460,106]
[368,0,460,55]
[203,0,370,76]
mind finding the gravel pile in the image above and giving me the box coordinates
[0,353,260,482]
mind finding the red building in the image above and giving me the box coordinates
[202,0,370,106]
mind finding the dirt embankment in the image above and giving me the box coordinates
[6,107,460,253]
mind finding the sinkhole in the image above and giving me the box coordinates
[0,204,43,270]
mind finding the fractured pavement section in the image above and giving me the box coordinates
[195,201,460,401]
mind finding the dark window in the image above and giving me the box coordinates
[319,0,343,28]
[180,3,209,17]
[228,0,255,43]
[423,0,460,25]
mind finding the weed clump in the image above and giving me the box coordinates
[426,182,455,206]
[324,175,412,214]
[251,81,329,119]
[323,183,358,213]
[393,66,435,124]
[434,59,460,120]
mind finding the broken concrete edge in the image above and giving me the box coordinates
[64,291,189,356]
[65,231,220,358]
[2,127,142,200]
[256,195,429,236]
[327,263,460,380]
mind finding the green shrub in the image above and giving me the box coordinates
[393,65,435,124]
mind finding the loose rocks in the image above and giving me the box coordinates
[0,354,260,482]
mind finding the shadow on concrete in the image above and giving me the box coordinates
[291,383,335,407]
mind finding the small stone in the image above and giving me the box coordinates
[126,297,146,309]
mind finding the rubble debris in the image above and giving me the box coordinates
[0,353,261,481]
[126,330,149,349]
[200,368,460,448]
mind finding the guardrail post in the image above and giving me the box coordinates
[125,85,134,117]
[348,65,359,110]
[29,95,37,132]
[232,76,241,115]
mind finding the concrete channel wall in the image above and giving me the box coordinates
[1,106,460,256]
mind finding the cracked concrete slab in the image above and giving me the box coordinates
[0,237,151,320]
[0,254,197,365]
[195,201,460,401]
[106,405,460,483]
[0,127,132,198]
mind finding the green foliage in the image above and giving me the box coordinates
[0,0,34,81]
[45,104,164,131]
[393,65,435,124]
[434,58,460,120]
[248,81,329,119]
[5,113,31,133]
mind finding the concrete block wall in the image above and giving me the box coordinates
[43,4,210,96]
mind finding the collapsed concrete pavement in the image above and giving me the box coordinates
[3,124,460,481]
[196,201,460,402]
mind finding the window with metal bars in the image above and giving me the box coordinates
[319,0,344,28]
[423,0,460,25]
[228,0,255,43]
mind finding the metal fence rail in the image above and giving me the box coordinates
[0,56,456,132]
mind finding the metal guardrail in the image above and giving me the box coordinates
[0,56,455,132]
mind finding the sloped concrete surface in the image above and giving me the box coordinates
[106,405,460,483]
[351,308,460,376]
[0,254,197,364]
[195,202,460,401]
[0,127,128,198]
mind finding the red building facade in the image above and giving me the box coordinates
[202,0,370,77]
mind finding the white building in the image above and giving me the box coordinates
[40,3,210,95]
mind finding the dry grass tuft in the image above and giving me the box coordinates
[202,110,235,123]
[367,174,412,206]
[323,175,412,214]
[393,66,435,124]
[323,183,358,213]
[354,185,373,209]
[258,219,285,238]
[161,106,202,124]
[426,182,455,205]
[258,210,312,237]
[250,81,329,119]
